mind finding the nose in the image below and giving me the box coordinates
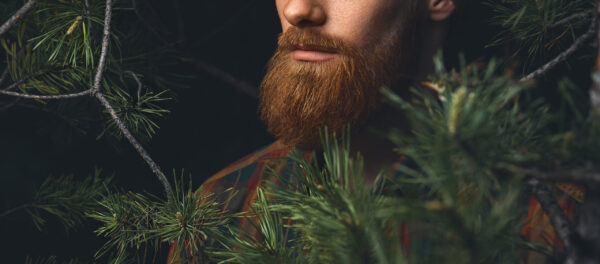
[282,0,326,28]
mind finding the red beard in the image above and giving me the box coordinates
[259,28,405,148]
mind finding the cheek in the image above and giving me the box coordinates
[327,1,401,51]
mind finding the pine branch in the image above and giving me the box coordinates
[0,203,33,218]
[90,0,173,202]
[592,3,600,116]
[550,10,594,28]
[521,17,597,82]
[123,70,142,106]
[95,92,173,203]
[189,58,258,98]
[0,68,9,86]
[1,69,51,91]
[518,168,600,183]
[0,0,38,38]
[528,179,576,259]
[0,0,174,202]
[0,88,93,99]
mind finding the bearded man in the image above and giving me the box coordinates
[199,0,456,214]
[170,0,577,263]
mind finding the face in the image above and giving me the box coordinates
[260,0,424,147]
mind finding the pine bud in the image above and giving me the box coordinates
[448,87,467,136]
[66,16,82,35]
[176,211,184,227]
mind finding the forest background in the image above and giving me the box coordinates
[0,0,571,263]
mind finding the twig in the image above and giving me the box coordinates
[550,10,594,28]
[90,0,173,202]
[0,203,33,218]
[0,68,9,87]
[130,0,168,44]
[0,0,38,38]
[0,88,93,99]
[1,69,48,91]
[123,70,142,106]
[0,98,20,111]
[95,92,173,202]
[190,59,258,98]
[83,0,93,33]
[528,179,575,255]
[592,4,600,116]
[521,17,597,82]
[520,168,600,184]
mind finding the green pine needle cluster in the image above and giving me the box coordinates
[0,0,175,141]
[89,175,235,264]
[486,0,596,72]
[25,168,111,231]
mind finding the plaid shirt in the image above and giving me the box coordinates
[169,140,585,263]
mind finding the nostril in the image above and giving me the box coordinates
[283,1,326,27]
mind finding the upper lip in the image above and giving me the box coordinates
[292,45,337,53]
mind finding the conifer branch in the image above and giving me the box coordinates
[1,69,49,91]
[123,70,142,106]
[90,0,173,202]
[190,58,258,98]
[550,10,594,28]
[0,203,32,218]
[0,68,9,87]
[518,168,600,183]
[95,92,173,203]
[0,88,93,99]
[0,0,38,38]
[521,17,597,82]
[592,3,600,115]
[528,179,575,257]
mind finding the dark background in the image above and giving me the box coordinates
[0,0,494,262]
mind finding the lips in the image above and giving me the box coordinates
[291,45,338,62]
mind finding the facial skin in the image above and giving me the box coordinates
[276,0,412,60]
[261,0,455,148]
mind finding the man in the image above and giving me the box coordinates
[172,0,580,262]
[200,0,456,219]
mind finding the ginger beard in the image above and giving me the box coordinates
[259,27,408,148]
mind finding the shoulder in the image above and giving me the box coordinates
[196,140,294,207]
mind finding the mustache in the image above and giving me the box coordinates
[277,28,354,54]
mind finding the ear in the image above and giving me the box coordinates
[428,0,455,22]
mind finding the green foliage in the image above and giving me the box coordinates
[486,0,595,71]
[89,175,235,264]
[24,168,111,231]
[0,0,177,141]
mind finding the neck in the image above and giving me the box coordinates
[350,103,409,186]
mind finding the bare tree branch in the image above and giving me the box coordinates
[123,70,142,106]
[519,168,600,184]
[0,88,93,99]
[0,203,33,218]
[521,18,597,82]
[0,68,9,87]
[189,59,258,98]
[90,0,173,202]
[1,69,48,91]
[550,10,594,28]
[0,0,38,38]
[95,92,173,202]
[528,179,576,257]
[592,4,600,116]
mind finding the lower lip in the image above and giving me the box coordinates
[292,50,338,62]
